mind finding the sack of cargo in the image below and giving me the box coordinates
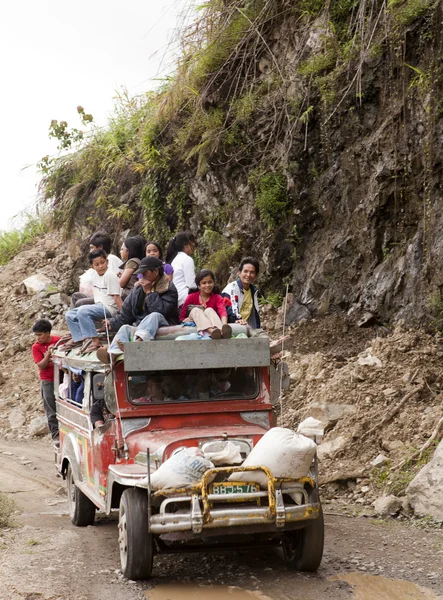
[202,441,242,465]
[228,427,316,488]
[150,447,214,491]
[297,417,324,443]
[79,270,94,296]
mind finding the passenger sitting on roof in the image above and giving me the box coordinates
[119,236,145,300]
[97,256,179,363]
[71,231,122,308]
[180,269,232,339]
[222,257,261,329]
[145,241,174,281]
[165,232,196,308]
[63,251,123,353]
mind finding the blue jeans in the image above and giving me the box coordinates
[109,312,168,354]
[66,304,113,342]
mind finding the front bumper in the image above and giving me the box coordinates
[149,465,321,535]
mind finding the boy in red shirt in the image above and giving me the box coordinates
[31,319,61,447]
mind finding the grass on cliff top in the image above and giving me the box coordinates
[0,212,48,266]
[0,493,16,528]
[37,0,438,238]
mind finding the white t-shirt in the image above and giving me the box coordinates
[106,254,122,275]
[92,270,121,314]
[79,254,122,296]
[171,252,196,306]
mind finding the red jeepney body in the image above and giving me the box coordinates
[53,332,323,579]
[53,337,275,513]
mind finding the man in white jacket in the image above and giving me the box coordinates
[222,257,261,329]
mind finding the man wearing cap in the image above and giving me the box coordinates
[97,256,179,362]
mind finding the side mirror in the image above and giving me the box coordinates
[92,373,105,401]
[104,374,116,415]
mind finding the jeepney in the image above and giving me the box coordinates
[52,325,324,580]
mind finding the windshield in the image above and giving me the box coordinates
[126,367,259,405]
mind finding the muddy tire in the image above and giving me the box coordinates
[118,488,154,580]
[283,507,324,572]
[67,464,96,527]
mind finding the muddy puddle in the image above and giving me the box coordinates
[333,573,443,599]
[144,585,272,600]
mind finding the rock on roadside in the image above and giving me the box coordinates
[374,495,402,517]
[23,273,54,295]
[406,441,443,520]
[29,416,49,437]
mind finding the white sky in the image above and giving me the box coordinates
[0,0,192,232]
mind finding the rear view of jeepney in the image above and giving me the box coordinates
[54,329,324,581]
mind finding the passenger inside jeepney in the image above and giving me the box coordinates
[127,367,257,405]
[70,372,84,406]
[130,375,165,403]
[90,377,111,428]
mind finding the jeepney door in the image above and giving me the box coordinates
[89,373,116,501]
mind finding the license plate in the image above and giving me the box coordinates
[210,481,259,495]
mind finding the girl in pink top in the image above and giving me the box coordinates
[180,269,232,339]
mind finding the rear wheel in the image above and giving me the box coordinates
[283,507,324,571]
[66,464,96,527]
[118,488,154,580]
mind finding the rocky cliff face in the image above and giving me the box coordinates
[39,0,443,327]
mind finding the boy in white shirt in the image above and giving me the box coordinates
[64,250,122,352]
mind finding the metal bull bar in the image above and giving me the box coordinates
[149,465,321,535]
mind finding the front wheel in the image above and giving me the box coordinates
[282,507,324,572]
[66,464,96,527]
[118,488,154,580]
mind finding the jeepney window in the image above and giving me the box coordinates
[69,371,84,408]
[126,367,259,405]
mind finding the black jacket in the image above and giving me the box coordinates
[110,276,179,331]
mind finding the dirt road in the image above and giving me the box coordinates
[0,439,442,600]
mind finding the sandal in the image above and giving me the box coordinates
[96,347,111,364]
[77,339,93,355]
[55,335,72,348]
[62,339,82,351]
[221,324,232,339]
[84,342,103,354]
[210,328,222,340]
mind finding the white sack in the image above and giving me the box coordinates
[202,441,242,465]
[150,447,214,491]
[297,417,324,443]
[79,270,95,296]
[228,427,317,488]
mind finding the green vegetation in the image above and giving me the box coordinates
[35,0,440,253]
[0,493,16,528]
[26,538,41,546]
[199,229,241,282]
[426,293,443,332]
[372,443,438,496]
[388,0,435,26]
[249,171,289,230]
[0,213,48,266]
[259,291,284,308]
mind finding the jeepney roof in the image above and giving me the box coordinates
[52,347,114,373]
[124,337,270,372]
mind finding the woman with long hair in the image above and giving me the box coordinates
[145,240,174,280]
[165,232,196,307]
[119,236,145,299]
[180,269,231,339]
